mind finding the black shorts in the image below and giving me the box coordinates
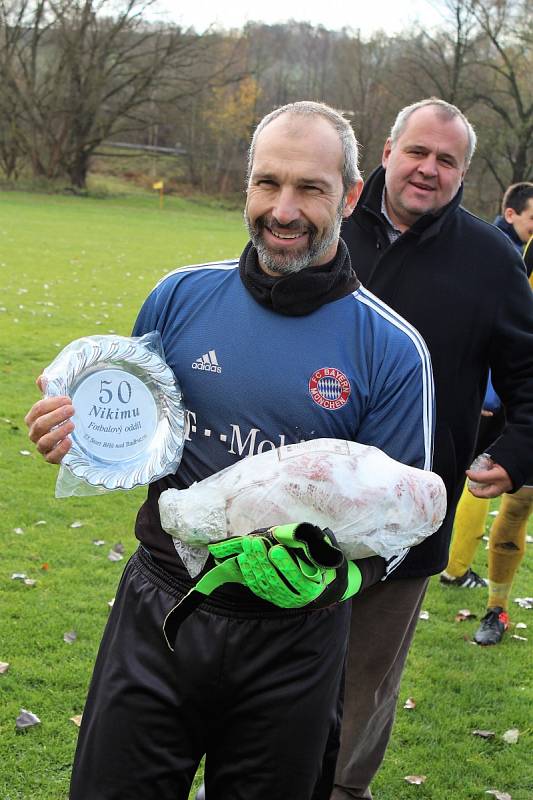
[70,548,351,800]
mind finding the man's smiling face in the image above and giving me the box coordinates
[245,114,361,276]
[382,106,469,232]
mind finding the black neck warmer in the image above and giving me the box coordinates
[239,238,360,316]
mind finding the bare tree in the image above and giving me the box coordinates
[468,0,533,188]
[396,0,481,105]
[330,31,397,176]
[0,0,235,188]
[1,7,530,213]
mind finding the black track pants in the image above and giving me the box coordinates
[70,548,351,800]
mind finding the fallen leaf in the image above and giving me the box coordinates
[93,539,105,546]
[418,610,429,620]
[41,563,49,571]
[403,697,416,709]
[16,709,41,730]
[70,714,83,727]
[0,661,9,674]
[456,609,477,621]
[404,775,427,785]
[502,728,519,744]
[19,450,32,456]
[486,791,512,799]
[472,729,495,738]
[63,631,77,644]
[70,521,84,529]
[514,597,533,609]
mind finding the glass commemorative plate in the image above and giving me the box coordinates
[43,334,184,490]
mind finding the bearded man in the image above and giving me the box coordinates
[26,101,434,800]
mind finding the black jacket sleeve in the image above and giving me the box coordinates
[486,257,533,488]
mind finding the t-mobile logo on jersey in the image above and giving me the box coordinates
[184,410,286,456]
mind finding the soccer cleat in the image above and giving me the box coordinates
[439,568,488,588]
[473,606,509,646]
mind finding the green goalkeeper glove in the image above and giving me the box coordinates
[163,522,362,650]
[208,522,362,609]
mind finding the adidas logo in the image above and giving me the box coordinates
[192,350,222,374]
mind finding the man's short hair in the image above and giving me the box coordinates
[502,182,533,215]
[390,97,477,167]
[247,101,361,193]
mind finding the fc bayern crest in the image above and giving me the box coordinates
[309,367,351,410]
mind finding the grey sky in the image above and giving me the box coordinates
[154,0,444,36]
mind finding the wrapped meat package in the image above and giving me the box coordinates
[159,438,447,576]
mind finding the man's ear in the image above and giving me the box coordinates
[503,207,516,225]
[382,137,393,169]
[342,179,364,218]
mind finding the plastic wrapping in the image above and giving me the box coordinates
[42,332,184,496]
[159,438,447,576]
[466,452,494,491]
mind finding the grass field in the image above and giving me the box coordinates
[1,189,532,800]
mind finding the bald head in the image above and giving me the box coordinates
[247,101,361,193]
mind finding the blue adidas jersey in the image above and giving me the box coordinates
[133,261,434,499]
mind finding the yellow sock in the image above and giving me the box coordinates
[445,483,490,577]
[487,487,533,610]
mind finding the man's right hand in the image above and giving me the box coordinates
[25,385,75,464]
[466,462,512,498]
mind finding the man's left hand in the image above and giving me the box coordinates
[466,463,513,498]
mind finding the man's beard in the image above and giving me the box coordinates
[244,205,344,276]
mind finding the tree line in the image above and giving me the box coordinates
[0,0,531,217]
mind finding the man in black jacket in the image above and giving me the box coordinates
[330,98,533,799]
